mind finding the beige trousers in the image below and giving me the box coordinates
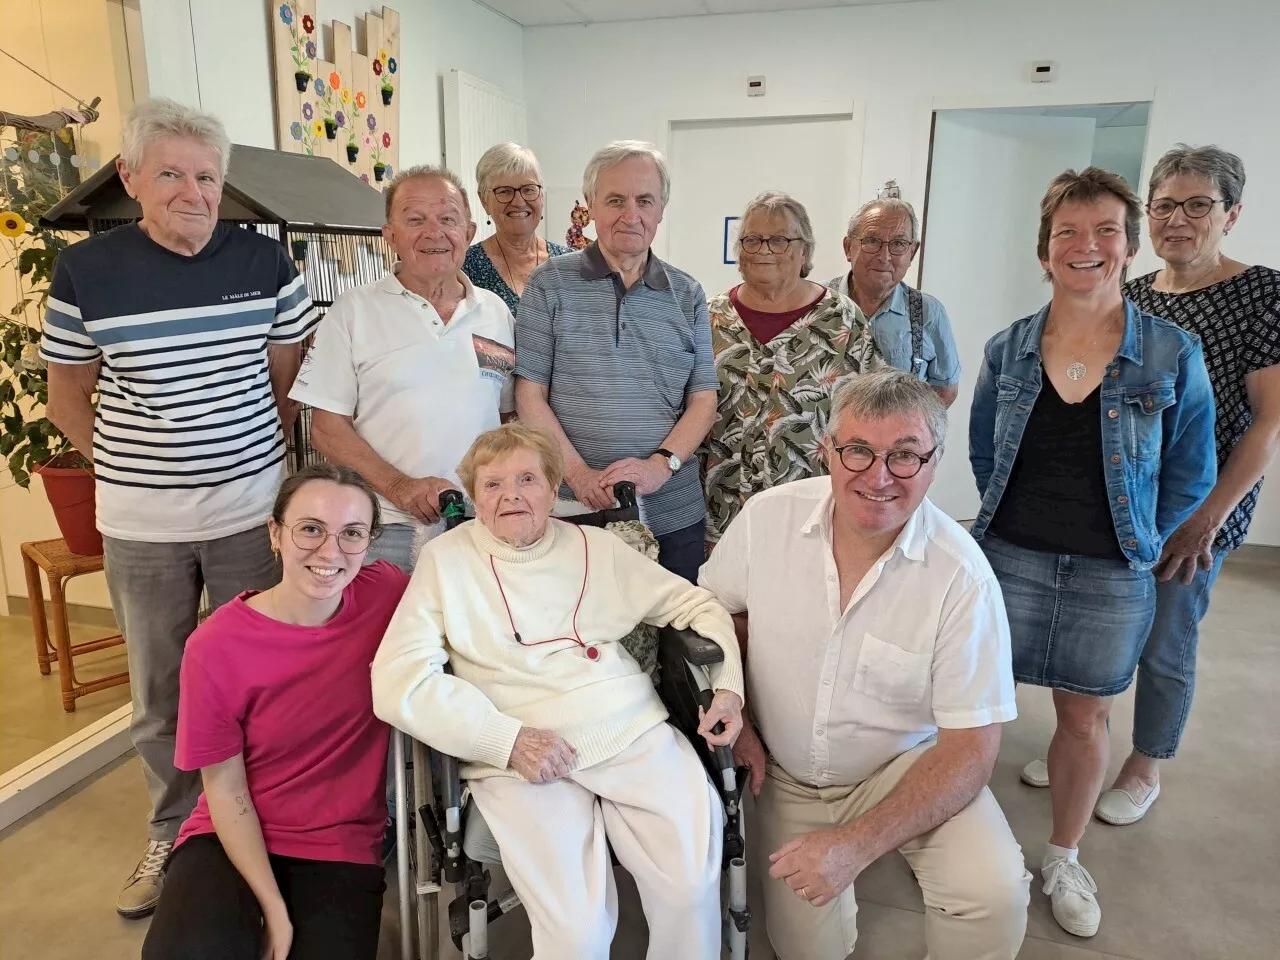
[756,744,1031,960]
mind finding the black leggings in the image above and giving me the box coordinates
[142,834,386,960]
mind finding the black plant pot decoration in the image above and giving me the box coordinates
[381,87,394,106]
[294,71,311,92]
[323,119,337,140]
[346,144,359,163]
[373,163,387,182]
[291,238,308,262]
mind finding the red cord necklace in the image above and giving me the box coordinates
[489,524,599,661]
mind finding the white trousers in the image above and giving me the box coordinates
[469,723,723,959]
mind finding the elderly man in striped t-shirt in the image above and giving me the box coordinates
[41,99,318,919]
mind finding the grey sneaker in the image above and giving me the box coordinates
[116,839,173,918]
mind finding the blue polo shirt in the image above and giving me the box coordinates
[827,274,960,387]
[515,242,717,537]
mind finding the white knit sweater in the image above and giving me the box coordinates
[372,518,744,780]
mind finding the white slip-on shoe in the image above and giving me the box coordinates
[1042,854,1101,938]
[1094,780,1160,825]
[1021,757,1050,788]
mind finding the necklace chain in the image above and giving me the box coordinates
[494,236,543,292]
[1046,307,1123,382]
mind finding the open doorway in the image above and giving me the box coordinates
[917,101,1150,521]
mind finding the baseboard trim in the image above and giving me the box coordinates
[5,595,119,629]
[0,704,133,832]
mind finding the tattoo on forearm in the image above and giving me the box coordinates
[235,794,250,817]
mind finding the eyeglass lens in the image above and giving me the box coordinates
[858,237,913,255]
[740,236,797,254]
[493,184,542,202]
[290,522,371,555]
[839,445,926,479]
[1147,197,1219,220]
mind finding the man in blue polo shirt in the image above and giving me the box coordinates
[515,140,717,581]
[828,191,961,406]
[42,98,318,918]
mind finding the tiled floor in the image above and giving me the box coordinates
[1,551,1277,959]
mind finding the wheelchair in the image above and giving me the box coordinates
[390,482,750,959]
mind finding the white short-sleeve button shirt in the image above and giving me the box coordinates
[290,269,515,526]
[699,477,1016,787]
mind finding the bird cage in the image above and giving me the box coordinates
[42,144,393,471]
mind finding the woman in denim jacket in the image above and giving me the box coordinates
[968,168,1215,940]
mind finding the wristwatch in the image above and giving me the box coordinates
[655,447,682,473]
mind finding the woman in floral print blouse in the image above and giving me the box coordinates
[703,191,881,544]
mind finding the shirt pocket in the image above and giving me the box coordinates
[852,633,931,707]
[992,375,1024,442]
[1123,383,1176,461]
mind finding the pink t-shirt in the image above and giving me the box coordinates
[174,560,410,865]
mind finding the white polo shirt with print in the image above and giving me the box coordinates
[290,268,515,526]
[699,476,1016,788]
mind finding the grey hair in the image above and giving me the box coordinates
[846,197,920,243]
[827,368,948,452]
[475,142,543,197]
[383,164,472,222]
[582,140,671,207]
[121,97,231,177]
[1148,143,1246,207]
[740,190,816,278]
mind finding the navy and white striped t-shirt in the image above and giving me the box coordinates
[41,223,319,542]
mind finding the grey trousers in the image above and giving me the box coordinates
[363,522,416,573]
[103,526,280,841]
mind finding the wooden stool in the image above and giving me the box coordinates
[20,538,129,713]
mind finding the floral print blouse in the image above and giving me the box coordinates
[703,285,881,543]
[463,240,571,316]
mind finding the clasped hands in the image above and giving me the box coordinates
[566,457,672,511]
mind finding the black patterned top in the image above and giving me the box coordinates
[1125,265,1280,549]
[463,240,571,316]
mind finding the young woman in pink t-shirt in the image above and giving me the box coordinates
[142,464,409,960]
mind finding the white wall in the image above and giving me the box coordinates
[140,0,524,169]
[523,0,1280,546]
[1092,125,1148,192]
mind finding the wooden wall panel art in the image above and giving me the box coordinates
[271,3,400,187]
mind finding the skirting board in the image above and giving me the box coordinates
[5,595,120,629]
[0,703,133,832]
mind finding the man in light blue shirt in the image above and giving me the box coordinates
[827,194,961,406]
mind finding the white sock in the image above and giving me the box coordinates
[1045,842,1078,864]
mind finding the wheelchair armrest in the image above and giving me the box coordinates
[660,626,724,667]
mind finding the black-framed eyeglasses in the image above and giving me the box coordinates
[1146,196,1229,220]
[854,236,915,256]
[833,443,938,479]
[739,235,803,254]
[491,183,543,203]
[283,520,374,555]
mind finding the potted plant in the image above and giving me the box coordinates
[2,131,101,555]
[380,54,398,105]
[282,4,314,91]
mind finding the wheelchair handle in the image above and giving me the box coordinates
[613,481,636,509]
[439,489,467,527]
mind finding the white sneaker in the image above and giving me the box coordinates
[1041,854,1100,937]
[1021,757,1049,788]
[116,839,173,918]
[1094,780,1160,825]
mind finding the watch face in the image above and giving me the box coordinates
[668,455,681,471]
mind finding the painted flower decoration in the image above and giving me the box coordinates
[305,40,316,59]
[329,71,341,90]
[363,135,373,148]
[311,120,325,138]
[388,57,397,74]
[384,165,393,178]
[360,174,369,183]
[378,48,389,62]
[290,122,303,141]
[0,211,28,237]
[301,14,315,33]
[355,91,367,109]
[367,114,377,131]
[372,59,383,77]
[278,4,292,26]
[381,132,392,148]
[314,78,325,97]
[301,102,313,120]
[335,110,346,128]
[341,87,352,104]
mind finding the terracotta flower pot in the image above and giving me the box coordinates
[346,144,359,163]
[323,119,337,140]
[381,87,393,105]
[35,457,102,556]
[373,163,387,182]
[294,71,311,92]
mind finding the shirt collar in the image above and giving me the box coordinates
[831,274,907,320]
[799,482,929,564]
[580,240,670,291]
[377,264,480,308]
[1016,299,1143,364]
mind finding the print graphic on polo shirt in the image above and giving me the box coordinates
[472,334,516,386]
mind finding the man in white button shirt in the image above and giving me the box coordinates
[700,369,1030,960]
[290,166,515,570]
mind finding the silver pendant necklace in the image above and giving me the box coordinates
[1050,308,1122,381]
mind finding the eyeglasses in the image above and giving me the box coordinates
[854,236,915,256]
[833,443,938,479]
[282,520,373,555]
[739,235,804,254]
[1146,196,1229,220]
[490,183,543,203]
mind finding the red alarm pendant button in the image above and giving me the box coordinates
[586,646,600,661]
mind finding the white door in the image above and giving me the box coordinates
[921,111,1097,521]
[665,114,859,296]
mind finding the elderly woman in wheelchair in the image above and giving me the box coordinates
[372,423,745,959]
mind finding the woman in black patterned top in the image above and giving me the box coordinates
[1019,144,1280,825]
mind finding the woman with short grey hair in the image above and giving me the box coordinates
[703,190,881,544]
[1020,144,1280,829]
[463,142,569,314]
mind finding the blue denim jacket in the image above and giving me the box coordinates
[968,301,1216,570]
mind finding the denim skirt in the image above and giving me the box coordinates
[980,534,1156,697]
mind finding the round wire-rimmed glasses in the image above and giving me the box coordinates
[1145,196,1229,220]
[833,443,938,479]
[854,236,915,256]
[282,520,373,555]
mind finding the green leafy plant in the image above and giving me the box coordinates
[1,127,87,488]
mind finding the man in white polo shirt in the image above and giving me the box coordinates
[700,369,1030,960]
[290,165,514,570]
